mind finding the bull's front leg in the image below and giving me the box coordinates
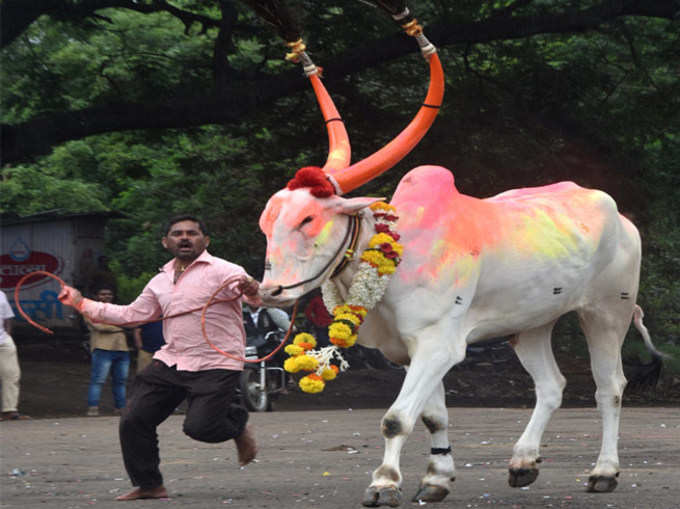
[362,337,465,507]
[413,380,456,503]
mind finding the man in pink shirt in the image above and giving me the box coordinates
[59,214,261,501]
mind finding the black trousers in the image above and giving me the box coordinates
[119,360,248,489]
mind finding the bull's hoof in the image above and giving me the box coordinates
[361,486,402,507]
[412,483,449,503]
[508,467,539,487]
[587,474,618,493]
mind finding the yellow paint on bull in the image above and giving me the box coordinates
[430,238,448,262]
[440,252,479,287]
[516,209,580,259]
[315,220,334,249]
[327,148,349,164]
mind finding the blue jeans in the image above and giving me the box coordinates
[88,349,130,409]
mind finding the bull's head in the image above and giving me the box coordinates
[258,9,444,306]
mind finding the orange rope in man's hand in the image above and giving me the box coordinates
[14,271,66,334]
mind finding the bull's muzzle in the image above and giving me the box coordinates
[258,284,296,307]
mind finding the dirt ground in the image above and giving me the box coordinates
[3,340,680,508]
[2,408,679,509]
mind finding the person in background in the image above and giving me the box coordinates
[242,302,291,341]
[84,285,131,417]
[58,214,260,501]
[133,320,165,373]
[0,290,30,421]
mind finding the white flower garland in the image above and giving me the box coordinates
[322,204,399,311]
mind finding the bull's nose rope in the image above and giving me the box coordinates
[13,270,297,364]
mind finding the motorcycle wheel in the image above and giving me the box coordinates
[239,368,272,412]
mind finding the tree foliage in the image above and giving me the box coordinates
[1,0,678,345]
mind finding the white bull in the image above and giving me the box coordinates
[255,11,663,507]
[259,165,660,506]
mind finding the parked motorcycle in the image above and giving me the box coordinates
[239,329,290,412]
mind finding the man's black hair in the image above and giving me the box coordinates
[94,283,116,294]
[162,214,209,236]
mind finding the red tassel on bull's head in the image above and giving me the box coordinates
[287,166,335,197]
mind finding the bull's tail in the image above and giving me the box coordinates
[632,305,669,360]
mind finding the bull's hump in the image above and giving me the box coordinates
[391,166,459,209]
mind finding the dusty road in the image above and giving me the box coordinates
[2,407,678,508]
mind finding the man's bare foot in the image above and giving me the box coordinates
[115,486,168,501]
[234,424,257,466]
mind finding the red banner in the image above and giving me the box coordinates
[0,252,61,290]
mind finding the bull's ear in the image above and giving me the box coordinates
[337,196,386,215]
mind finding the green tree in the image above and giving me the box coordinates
[2,1,677,162]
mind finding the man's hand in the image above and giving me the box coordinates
[58,285,85,311]
[237,275,260,297]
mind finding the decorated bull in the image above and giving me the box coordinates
[252,2,665,507]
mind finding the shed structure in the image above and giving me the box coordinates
[0,211,122,339]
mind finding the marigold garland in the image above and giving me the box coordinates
[284,202,403,393]
[299,373,325,393]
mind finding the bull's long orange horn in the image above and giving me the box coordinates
[286,39,351,174]
[309,73,351,173]
[327,23,444,195]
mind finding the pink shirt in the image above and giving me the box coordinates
[82,250,256,371]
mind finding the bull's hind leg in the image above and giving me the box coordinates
[509,320,566,488]
[577,307,629,493]
[412,381,455,503]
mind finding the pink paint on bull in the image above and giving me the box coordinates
[391,166,605,284]
[260,188,341,288]
[286,199,326,237]
[259,195,283,238]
